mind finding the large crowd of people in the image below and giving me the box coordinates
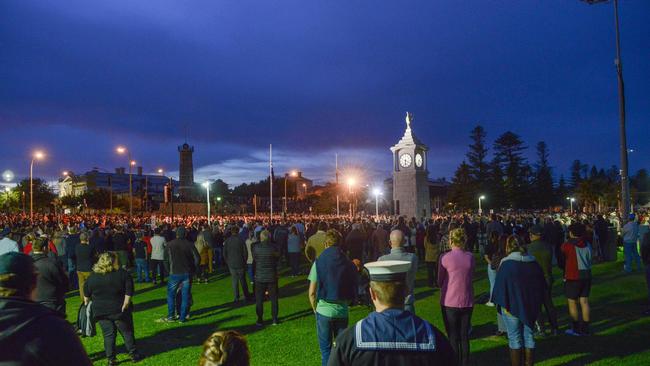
[0,208,649,365]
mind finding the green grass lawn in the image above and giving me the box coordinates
[68,252,650,366]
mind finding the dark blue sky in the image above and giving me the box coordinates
[1,1,648,187]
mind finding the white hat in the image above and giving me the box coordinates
[364,260,411,282]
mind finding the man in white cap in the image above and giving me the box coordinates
[328,260,455,366]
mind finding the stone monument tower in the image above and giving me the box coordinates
[390,112,431,219]
[178,142,195,201]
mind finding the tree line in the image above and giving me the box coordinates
[449,125,649,211]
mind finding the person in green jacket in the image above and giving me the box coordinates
[527,225,559,335]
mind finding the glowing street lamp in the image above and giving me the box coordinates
[116,146,134,217]
[158,168,174,221]
[478,195,486,215]
[566,196,576,213]
[203,181,211,225]
[284,170,299,214]
[372,188,382,220]
[29,151,45,222]
[347,177,356,218]
[2,170,14,183]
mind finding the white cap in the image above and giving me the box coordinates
[364,260,411,282]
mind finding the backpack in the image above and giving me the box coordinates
[77,302,96,337]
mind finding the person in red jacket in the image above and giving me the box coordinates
[558,222,593,336]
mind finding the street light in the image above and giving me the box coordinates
[566,196,576,214]
[582,0,630,219]
[116,146,134,217]
[478,195,485,215]
[372,188,382,220]
[347,177,356,218]
[203,181,211,225]
[30,151,45,222]
[284,170,298,214]
[2,170,14,182]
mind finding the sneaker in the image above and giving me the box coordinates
[643,309,650,316]
[256,321,263,327]
[565,329,581,337]
[155,317,175,323]
[130,352,143,363]
[107,358,118,366]
[485,302,495,307]
[272,320,279,326]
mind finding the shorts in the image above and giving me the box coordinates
[501,311,535,349]
[564,279,591,300]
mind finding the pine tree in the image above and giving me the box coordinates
[533,141,554,208]
[449,161,475,209]
[467,125,489,185]
[493,131,530,208]
[555,175,569,206]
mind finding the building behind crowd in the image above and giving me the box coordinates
[58,167,177,207]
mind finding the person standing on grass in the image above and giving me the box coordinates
[133,232,150,283]
[160,226,199,323]
[224,226,252,303]
[194,233,210,284]
[379,229,418,314]
[621,213,641,273]
[84,252,142,365]
[424,220,439,288]
[527,225,559,335]
[558,222,593,336]
[31,237,69,317]
[150,228,167,285]
[253,230,280,327]
[492,235,546,366]
[438,228,474,366]
[639,223,650,316]
[306,222,328,262]
[308,229,357,366]
[76,231,96,300]
[0,252,92,366]
[287,226,303,276]
[328,260,456,366]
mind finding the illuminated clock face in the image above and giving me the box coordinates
[415,153,423,168]
[399,153,412,168]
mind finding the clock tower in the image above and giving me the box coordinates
[390,112,431,219]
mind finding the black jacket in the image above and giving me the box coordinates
[31,252,68,307]
[166,238,200,275]
[223,236,248,270]
[641,231,650,265]
[0,297,92,366]
[83,269,134,317]
[75,243,97,272]
[252,241,279,283]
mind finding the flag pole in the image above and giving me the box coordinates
[270,144,273,220]
[335,153,340,217]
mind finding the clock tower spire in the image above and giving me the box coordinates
[390,112,431,219]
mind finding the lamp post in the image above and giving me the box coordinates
[478,195,485,215]
[203,181,211,225]
[30,151,45,222]
[284,170,297,214]
[116,146,134,218]
[566,197,576,214]
[347,177,356,219]
[582,0,630,219]
[372,188,382,220]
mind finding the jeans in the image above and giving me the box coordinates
[213,247,223,268]
[316,313,348,366]
[487,265,497,297]
[255,281,278,323]
[623,241,641,272]
[230,269,251,301]
[247,264,255,284]
[442,306,472,366]
[67,258,78,290]
[502,311,535,349]
[288,252,300,275]
[150,259,165,283]
[167,273,191,321]
[135,258,150,282]
[97,312,137,360]
[426,261,437,287]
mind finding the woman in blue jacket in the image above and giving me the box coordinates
[492,235,546,366]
